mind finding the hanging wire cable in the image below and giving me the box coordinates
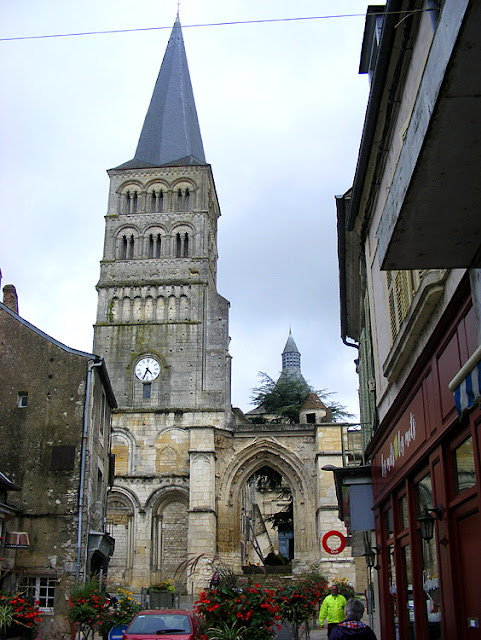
[0,9,431,43]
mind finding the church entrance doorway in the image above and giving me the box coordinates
[241,465,294,569]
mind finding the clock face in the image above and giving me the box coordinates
[135,357,160,381]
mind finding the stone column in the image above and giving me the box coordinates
[187,426,217,593]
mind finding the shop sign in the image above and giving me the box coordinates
[372,386,426,494]
[381,412,417,478]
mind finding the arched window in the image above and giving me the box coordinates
[175,232,190,258]
[176,188,182,211]
[176,233,182,258]
[151,189,164,213]
[184,188,190,210]
[125,190,138,214]
[107,493,135,574]
[148,233,162,258]
[127,234,135,259]
[119,232,136,259]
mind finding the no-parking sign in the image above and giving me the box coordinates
[109,624,127,640]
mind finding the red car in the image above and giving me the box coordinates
[122,609,201,640]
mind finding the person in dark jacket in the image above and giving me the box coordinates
[329,598,377,640]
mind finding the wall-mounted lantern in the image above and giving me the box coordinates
[417,505,442,541]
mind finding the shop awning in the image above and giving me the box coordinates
[449,345,481,416]
[5,532,30,548]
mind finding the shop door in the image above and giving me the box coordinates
[455,507,481,638]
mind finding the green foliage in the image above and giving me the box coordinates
[250,373,353,424]
[207,621,250,640]
[0,592,42,636]
[68,581,141,639]
[320,577,356,601]
[107,588,142,629]
[67,580,110,629]
[274,576,328,624]
[0,599,14,632]
[147,580,175,593]
[251,372,310,423]
[196,584,281,640]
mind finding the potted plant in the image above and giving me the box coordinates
[0,600,14,640]
[147,581,175,609]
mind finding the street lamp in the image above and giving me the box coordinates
[363,548,376,569]
[417,505,442,541]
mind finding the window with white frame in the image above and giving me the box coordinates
[18,576,56,611]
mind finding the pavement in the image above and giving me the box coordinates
[275,620,328,639]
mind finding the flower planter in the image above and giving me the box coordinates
[148,591,174,609]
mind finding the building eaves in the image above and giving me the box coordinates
[0,302,117,408]
[346,0,402,231]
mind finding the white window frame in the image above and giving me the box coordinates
[18,576,56,613]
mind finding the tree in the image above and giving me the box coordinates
[250,372,353,423]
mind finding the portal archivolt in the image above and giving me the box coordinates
[217,439,316,565]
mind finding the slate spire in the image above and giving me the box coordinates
[282,329,301,371]
[125,14,206,168]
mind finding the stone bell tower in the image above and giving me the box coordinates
[93,14,232,590]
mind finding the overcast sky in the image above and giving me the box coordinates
[1,0,371,417]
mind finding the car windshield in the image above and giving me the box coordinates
[127,614,192,634]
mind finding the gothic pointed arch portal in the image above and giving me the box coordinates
[217,439,317,573]
[242,464,294,566]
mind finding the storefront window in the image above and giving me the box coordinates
[416,474,442,639]
[388,545,400,639]
[421,535,442,639]
[402,545,416,639]
[386,506,394,537]
[416,474,432,516]
[399,494,409,530]
[453,436,476,494]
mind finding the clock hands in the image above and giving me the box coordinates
[143,367,152,380]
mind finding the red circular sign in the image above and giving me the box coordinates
[322,530,346,555]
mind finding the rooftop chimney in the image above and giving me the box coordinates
[3,284,19,314]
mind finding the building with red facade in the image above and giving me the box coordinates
[335,1,481,638]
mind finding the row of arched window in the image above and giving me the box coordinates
[119,187,193,214]
[117,231,191,260]
[108,292,192,323]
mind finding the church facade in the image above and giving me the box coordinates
[94,15,356,593]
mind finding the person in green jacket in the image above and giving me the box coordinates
[319,584,347,638]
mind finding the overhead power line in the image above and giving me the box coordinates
[0,9,430,43]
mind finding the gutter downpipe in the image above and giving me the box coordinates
[75,358,103,585]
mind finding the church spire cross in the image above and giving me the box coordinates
[126,14,206,168]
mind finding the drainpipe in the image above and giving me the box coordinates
[342,337,359,350]
[75,359,103,584]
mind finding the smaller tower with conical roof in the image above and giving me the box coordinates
[282,329,301,372]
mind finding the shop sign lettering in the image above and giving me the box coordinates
[422,570,439,593]
[381,412,416,478]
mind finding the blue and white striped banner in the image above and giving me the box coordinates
[453,360,481,416]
